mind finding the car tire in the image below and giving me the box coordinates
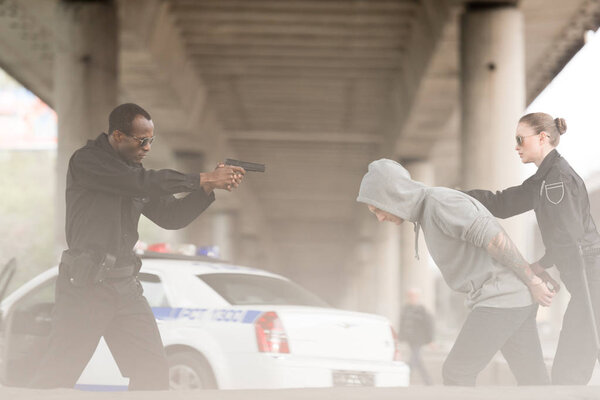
[167,351,217,390]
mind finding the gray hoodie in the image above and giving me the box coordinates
[357,159,532,309]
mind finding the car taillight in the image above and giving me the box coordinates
[147,242,171,253]
[390,326,402,361]
[254,311,290,354]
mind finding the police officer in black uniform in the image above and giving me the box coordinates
[30,103,245,390]
[466,112,600,385]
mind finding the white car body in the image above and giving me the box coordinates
[0,255,409,389]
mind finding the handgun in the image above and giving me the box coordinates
[225,159,266,172]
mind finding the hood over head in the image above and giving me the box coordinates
[356,159,427,223]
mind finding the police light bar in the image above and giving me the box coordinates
[136,242,220,258]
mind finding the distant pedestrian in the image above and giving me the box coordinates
[399,288,434,385]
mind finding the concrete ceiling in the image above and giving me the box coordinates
[170,0,414,135]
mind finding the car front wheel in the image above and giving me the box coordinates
[167,351,217,390]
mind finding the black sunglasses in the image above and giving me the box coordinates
[515,133,539,146]
[122,132,155,147]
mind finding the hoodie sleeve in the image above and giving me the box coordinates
[432,195,502,248]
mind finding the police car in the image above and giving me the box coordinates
[0,253,409,390]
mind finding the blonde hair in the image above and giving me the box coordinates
[519,112,566,147]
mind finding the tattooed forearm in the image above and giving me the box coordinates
[486,229,536,284]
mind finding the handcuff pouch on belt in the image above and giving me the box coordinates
[582,247,600,257]
[60,249,118,286]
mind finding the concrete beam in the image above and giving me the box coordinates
[230,131,382,144]
[199,67,401,80]
[524,0,600,103]
[175,9,414,26]
[179,21,412,38]
[193,57,403,71]
[187,46,404,61]
[0,0,55,105]
[383,0,452,158]
[171,0,419,14]
[184,35,409,50]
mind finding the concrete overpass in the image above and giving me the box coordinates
[1,0,599,327]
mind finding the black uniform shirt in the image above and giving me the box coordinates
[65,133,215,265]
[467,150,600,271]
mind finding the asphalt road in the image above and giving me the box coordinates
[1,386,600,400]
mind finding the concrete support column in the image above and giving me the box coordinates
[373,222,402,328]
[54,0,118,248]
[237,233,263,268]
[340,239,375,313]
[460,2,525,242]
[212,211,237,262]
[343,211,402,326]
[400,160,436,313]
[341,214,381,313]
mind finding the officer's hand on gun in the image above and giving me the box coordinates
[200,163,246,193]
[199,159,265,193]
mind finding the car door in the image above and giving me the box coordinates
[138,272,170,308]
[0,269,172,389]
[0,273,55,386]
[0,258,17,305]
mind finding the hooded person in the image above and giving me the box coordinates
[357,159,552,386]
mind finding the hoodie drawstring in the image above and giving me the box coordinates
[413,222,421,260]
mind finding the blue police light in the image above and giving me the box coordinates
[196,245,220,258]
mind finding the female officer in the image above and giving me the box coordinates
[466,112,600,385]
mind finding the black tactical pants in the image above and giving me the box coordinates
[29,272,169,390]
[442,304,549,386]
[552,256,600,385]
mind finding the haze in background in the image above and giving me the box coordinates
[525,29,600,181]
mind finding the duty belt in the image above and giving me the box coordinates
[60,250,136,286]
[581,247,600,256]
[580,246,600,257]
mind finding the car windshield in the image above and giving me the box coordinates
[198,273,329,307]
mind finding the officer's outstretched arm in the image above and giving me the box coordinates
[466,184,533,219]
